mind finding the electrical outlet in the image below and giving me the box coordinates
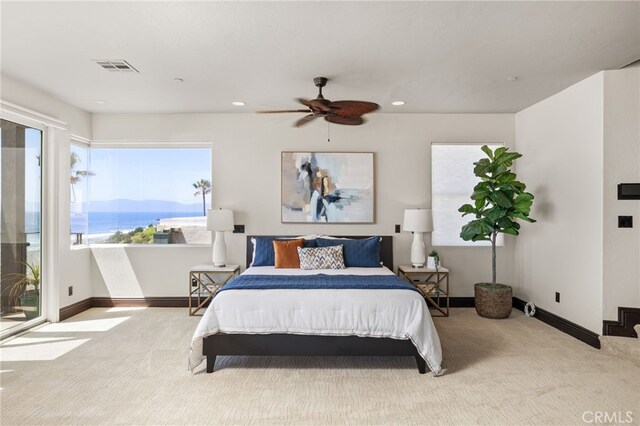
[618,216,633,228]
[555,292,560,303]
[395,224,401,233]
[233,224,245,234]
[68,286,73,296]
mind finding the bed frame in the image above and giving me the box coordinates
[203,235,428,374]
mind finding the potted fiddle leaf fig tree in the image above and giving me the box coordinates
[458,145,535,319]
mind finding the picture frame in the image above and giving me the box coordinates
[281,151,375,224]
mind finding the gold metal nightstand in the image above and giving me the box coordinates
[398,264,450,317]
[189,264,240,316]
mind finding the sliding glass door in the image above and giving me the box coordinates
[0,119,43,334]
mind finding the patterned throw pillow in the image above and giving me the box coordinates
[297,245,345,270]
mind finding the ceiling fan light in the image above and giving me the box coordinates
[391,101,405,106]
[232,101,246,106]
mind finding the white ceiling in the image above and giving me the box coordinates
[1,1,638,114]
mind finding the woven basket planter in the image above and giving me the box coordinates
[474,283,512,319]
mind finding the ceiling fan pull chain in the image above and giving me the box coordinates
[327,122,331,143]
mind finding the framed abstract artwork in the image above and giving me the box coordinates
[281,151,375,223]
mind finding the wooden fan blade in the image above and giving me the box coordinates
[297,98,331,113]
[294,114,318,127]
[327,101,379,118]
[325,115,364,126]
[257,109,310,114]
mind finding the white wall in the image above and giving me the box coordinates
[602,67,640,321]
[91,113,515,298]
[515,73,605,333]
[1,74,93,314]
[1,75,91,139]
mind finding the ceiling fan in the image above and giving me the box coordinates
[258,77,379,127]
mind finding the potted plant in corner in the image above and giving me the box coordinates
[458,145,535,319]
[2,261,41,320]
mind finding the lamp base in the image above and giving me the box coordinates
[212,231,227,268]
[410,232,426,268]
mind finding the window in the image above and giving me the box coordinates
[88,147,212,244]
[1,119,43,333]
[70,143,90,246]
[431,143,504,247]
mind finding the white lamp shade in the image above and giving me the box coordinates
[403,209,433,233]
[207,209,234,231]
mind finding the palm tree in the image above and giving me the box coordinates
[193,179,211,216]
[70,152,94,203]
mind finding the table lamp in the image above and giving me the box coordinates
[403,209,433,268]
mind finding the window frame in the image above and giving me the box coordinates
[70,137,91,248]
[430,142,505,248]
[0,100,64,334]
[85,141,213,247]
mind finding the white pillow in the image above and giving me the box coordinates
[297,245,345,270]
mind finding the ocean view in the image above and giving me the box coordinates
[71,211,206,235]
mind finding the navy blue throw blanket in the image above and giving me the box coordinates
[217,274,419,294]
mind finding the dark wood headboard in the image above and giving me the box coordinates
[246,236,393,270]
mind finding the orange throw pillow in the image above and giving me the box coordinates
[273,239,305,268]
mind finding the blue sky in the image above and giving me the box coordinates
[87,148,211,205]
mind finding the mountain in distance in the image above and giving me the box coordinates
[89,199,206,213]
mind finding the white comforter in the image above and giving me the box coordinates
[189,266,443,375]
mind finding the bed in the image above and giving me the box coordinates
[189,235,443,375]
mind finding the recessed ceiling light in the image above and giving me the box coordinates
[173,77,184,83]
[506,76,519,82]
[391,101,406,106]
[232,101,246,107]
[94,99,107,105]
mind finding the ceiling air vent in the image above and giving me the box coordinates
[93,59,139,73]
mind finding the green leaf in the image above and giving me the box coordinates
[458,204,476,216]
[473,158,493,177]
[485,206,506,222]
[490,191,512,208]
[496,172,516,183]
[510,211,534,222]
[460,222,478,241]
[513,193,534,214]
[481,145,494,160]
[474,181,491,192]
[495,151,522,166]
[475,198,485,210]
[494,147,508,158]
[498,217,518,230]
[501,227,519,236]
[471,190,489,201]
[512,181,526,191]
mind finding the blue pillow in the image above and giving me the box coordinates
[252,237,317,266]
[315,237,381,268]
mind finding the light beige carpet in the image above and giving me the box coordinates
[1,307,638,425]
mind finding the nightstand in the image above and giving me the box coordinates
[189,264,240,316]
[398,264,450,317]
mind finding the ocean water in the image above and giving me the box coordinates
[74,211,205,234]
[25,211,204,236]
